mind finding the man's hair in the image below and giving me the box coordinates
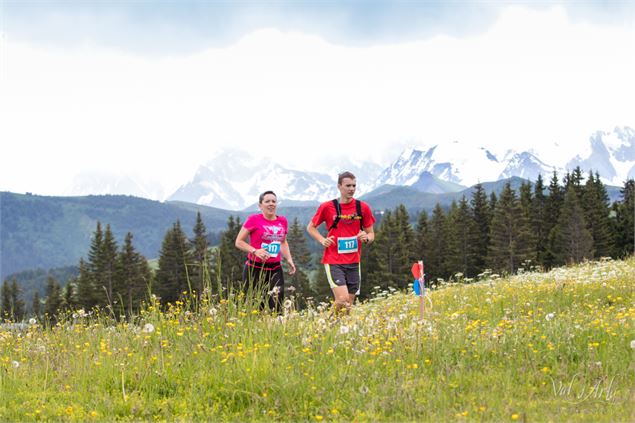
[259,190,277,204]
[337,171,356,185]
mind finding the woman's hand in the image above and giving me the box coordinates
[253,248,270,261]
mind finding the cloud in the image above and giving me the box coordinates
[0,5,633,197]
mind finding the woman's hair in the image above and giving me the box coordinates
[259,190,277,204]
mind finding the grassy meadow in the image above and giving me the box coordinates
[1,258,634,421]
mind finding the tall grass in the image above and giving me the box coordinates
[0,258,634,421]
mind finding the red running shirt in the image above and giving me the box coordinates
[310,199,376,265]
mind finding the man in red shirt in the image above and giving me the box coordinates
[307,171,376,314]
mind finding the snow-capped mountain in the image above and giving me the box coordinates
[566,127,635,185]
[66,126,634,209]
[70,170,166,200]
[373,142,507,189]
[167,150,339,210]
[498,151,560,182]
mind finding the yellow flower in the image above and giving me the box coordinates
[511,413,520,420]
[315,415,323,421]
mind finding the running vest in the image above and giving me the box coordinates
[328,199,365,231]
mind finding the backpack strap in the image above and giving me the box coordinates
[328,199,341,231]
[356,199,365,230]
[329,199,365,231]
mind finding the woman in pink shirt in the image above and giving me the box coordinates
[235,191,296,311]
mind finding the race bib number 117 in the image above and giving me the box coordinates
[337,236,358,254]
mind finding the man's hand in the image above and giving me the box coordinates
[321,236,335,248]
[358,230,373,244]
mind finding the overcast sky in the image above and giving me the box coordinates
[1,1,633,198]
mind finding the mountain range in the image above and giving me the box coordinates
[157,126,633,209]
[2,126,633,280]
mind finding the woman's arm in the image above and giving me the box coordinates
[280,239,296,275]
[235,227,269,261]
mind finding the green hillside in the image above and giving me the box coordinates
[0,192,241,279]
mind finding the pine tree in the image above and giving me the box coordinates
[191,212,212,297]
[447,197,479,278]
[426,204,449,283]
[98,224,119,308]
[471,183,491,275]
[553,186,594,264]
[32,291,41,320]
[217,216,245,290]
[613,179,634,257]
[366,210,398,290]
[565,166,585,198]
[415,209,429,260]
[9,280,25,321]
[544,172,564,268]
[116,232,151,316]
[0,280,11,320]
[582,172,615,258]
[392,205,418,288]
[519,181,537,268]
[75,258,96,309]
[44,275,62,320]
[155,221,193,305]
[487,182,534,274]
[285,217,314,307]
[444,201,461,278]
[61,279,77,311]
[531,174,548,267]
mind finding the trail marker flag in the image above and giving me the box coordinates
[411,260,426,319]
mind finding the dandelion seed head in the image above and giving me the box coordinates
[630,340,635,349]
[142,323,155,333]
[28,318,36,325]
[11,360,19,369]
[545,312,555,321]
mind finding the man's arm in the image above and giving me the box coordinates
[307,221,335,248]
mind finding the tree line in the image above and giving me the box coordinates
[1,169,633,321]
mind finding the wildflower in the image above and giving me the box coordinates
[286,286,296,292]
[11,360,19,369]
[630,340,635,349]
[28,318,37,325]
[339,325,350,335]
[283,299,293,310]
[545,312,555,321]
[142,323,155,333]
[315,416,323,421]
[511,414,520,420]
[209,307,218,316]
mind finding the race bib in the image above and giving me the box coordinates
[261,241,281,258]
[337,236,358,254]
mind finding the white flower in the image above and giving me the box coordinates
[28,318,36,325]
[208,307,218,316]
[11,361,19,369]
[283,299,293,310]
[142,323,155,333]
[630,340,635,349]
[339,325,350,335]
[545,313,555,321]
